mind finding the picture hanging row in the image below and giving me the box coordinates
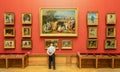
[87,39,117,49]
[4,38,117,50]
[4,10,116,37]
[4,39,32,49]
[45,39,72,49]
[4,39,72,49]
[3,9,117,50]
[4,12,32,25]
[87,12,116,25]
[4,26,32,37]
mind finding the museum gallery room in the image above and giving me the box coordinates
[0,0,120,72]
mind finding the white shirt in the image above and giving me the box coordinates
[47,45,56,56]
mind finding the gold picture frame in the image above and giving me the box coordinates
[62,40,72,49]
[21,39,32,49]
[87,12,98,25]
[87,39,98,49]
[45,39,59,49]
[105,39,116,49]
[88,27,97,38]
[40,8,78,37]
[106,26,116,38]
[4,27,15,37]
[4,39,15,49]
[22,26,31,37]
[4,12,14,25]
[22,13,32,24]
[106,13,116,24]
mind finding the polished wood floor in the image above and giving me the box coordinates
[0,65,120,72]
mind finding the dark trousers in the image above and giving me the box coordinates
[48,54,55,69]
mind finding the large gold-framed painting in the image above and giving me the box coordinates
[40,8,78,37]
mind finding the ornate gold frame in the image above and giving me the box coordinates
[22,13,32,24]
[22,26,31,37]
[62,40,72,49]
[4,39,15,49]
[40,8,78,37]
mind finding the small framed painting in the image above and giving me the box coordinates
[22,13,32,24]
[21,39,32,49]
[87,12,98,25]
[88,27,97,38]
[22,26,31,37]
[4,12,14,25]
[106,26,116,38]
[45,39,59,49]
[105,39,116,49]
[4,27,15,37]
[106,13,116,24]
[62,40,72,49]
[4,39,15,49]
[87,39,98,49]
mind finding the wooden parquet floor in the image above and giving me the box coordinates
[0,65,120,72]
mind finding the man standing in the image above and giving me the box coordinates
[47,43,56,70]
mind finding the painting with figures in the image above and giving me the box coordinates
[40,8,78,37]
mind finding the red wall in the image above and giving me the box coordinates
[0,0,120,54]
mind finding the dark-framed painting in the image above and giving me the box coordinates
[62,40,72,49]
[88,27,97,38]
[22,26,31,37]
[45,39,59,49]
[106,13,116,24]
[87,12,98,25]
[22,13,32,24]
[40,8,78,37]
[21,39,32,49]
[4,12,14,25]
[106,26,116,38]
[87,39,98,49]
[105,39,116,49]
[4,39,15,49]
[4,27,15,37]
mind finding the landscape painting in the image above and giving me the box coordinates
[40,8,78,37]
